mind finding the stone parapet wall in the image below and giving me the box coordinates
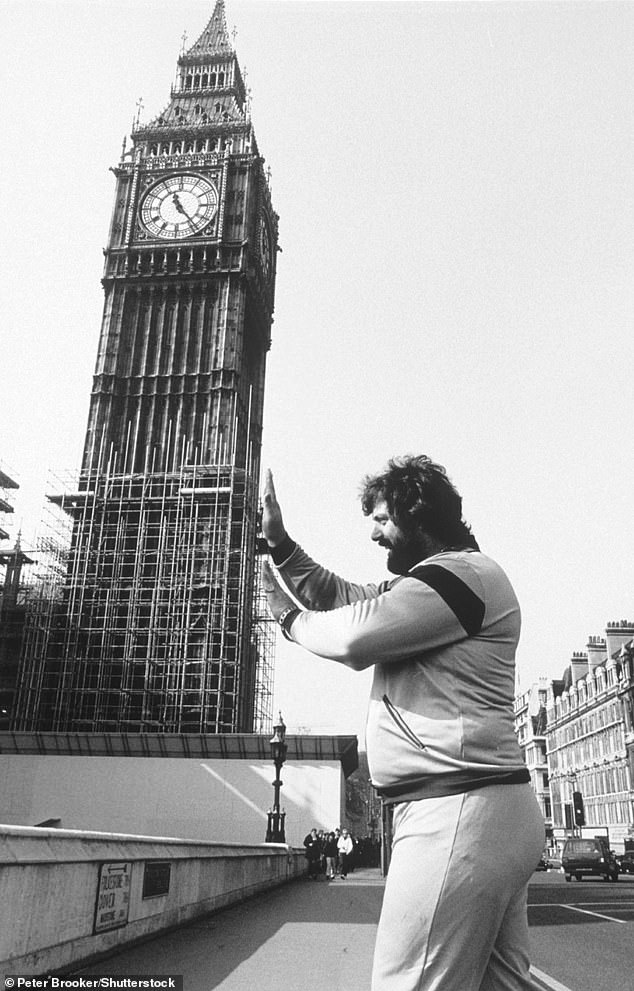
[0,825,305,975]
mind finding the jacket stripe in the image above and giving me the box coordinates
[409,563,485,635]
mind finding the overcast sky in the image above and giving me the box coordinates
[1,1,632,743]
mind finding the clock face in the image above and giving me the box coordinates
[258,213,272,279]
[139,174,218,240]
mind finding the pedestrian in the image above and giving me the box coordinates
[317,829,326,875]
[324,831,338,879]
[303,827,321,880]
[334,826,342,875]
[337,828,354,879]
[261,458,544,991]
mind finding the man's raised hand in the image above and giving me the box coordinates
[262,468,287,547]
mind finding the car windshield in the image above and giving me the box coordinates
[567,841,597,854]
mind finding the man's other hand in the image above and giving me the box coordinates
[262,561,295,620]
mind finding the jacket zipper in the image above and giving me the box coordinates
[382,695,426,750]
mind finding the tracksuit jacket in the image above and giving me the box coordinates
[271,536,528,800]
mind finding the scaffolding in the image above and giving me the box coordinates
[252,541,277,735]
[11,4,279,738]
[0,462,19,542]
[0,463,35,729]
[13,459,274,735]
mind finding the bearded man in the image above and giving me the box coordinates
[261,455,543,991]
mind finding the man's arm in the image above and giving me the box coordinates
[282,559,489,670]
[262,469,385,610]
[273,539,387,610]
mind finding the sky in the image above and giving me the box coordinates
[1,0,633,744]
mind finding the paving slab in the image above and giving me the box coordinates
[77,869,385,991]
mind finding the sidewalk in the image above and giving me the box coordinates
[77,868,385,991]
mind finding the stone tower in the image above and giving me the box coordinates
[14,1,278,735]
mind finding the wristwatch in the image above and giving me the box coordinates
[277,606,300,640]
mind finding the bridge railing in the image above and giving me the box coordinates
[1,824,306,975]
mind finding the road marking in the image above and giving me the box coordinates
[530,900,634,908]
[561,904,627,924]
[530,965,575,991]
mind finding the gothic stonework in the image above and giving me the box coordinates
[15,1,278,736]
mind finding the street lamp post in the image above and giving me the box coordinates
[265,712,287,843]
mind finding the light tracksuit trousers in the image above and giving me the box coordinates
[371,783,544,991]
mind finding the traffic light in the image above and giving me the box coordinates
[572,791,585,827]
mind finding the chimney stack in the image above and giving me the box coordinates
[586,635,608,671]
[569,651,588,685]
[605,621,634,659]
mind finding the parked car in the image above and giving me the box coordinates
[617,851,634,874]
[535,855,550,871]
[561,837,619,882]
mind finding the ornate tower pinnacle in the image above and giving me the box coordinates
[188,0,233,56]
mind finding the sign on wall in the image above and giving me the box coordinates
[142,860,172,899]
[94,861,132,933]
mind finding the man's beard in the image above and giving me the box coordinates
[386,539,426,576]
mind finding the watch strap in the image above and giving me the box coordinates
[278,606,300,641]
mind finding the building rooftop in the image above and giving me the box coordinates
[0,731,360,778]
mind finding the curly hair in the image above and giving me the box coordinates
[360,455,479,550]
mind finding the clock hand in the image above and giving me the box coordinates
[172,192,194,222]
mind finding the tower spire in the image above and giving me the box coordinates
[186,0,233,57]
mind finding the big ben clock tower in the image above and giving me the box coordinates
[15,1,278,735]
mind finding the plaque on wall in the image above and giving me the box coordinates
[94,862,132,933]
[142,860,172,899]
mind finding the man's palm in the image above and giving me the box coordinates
[262,469,286,546]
